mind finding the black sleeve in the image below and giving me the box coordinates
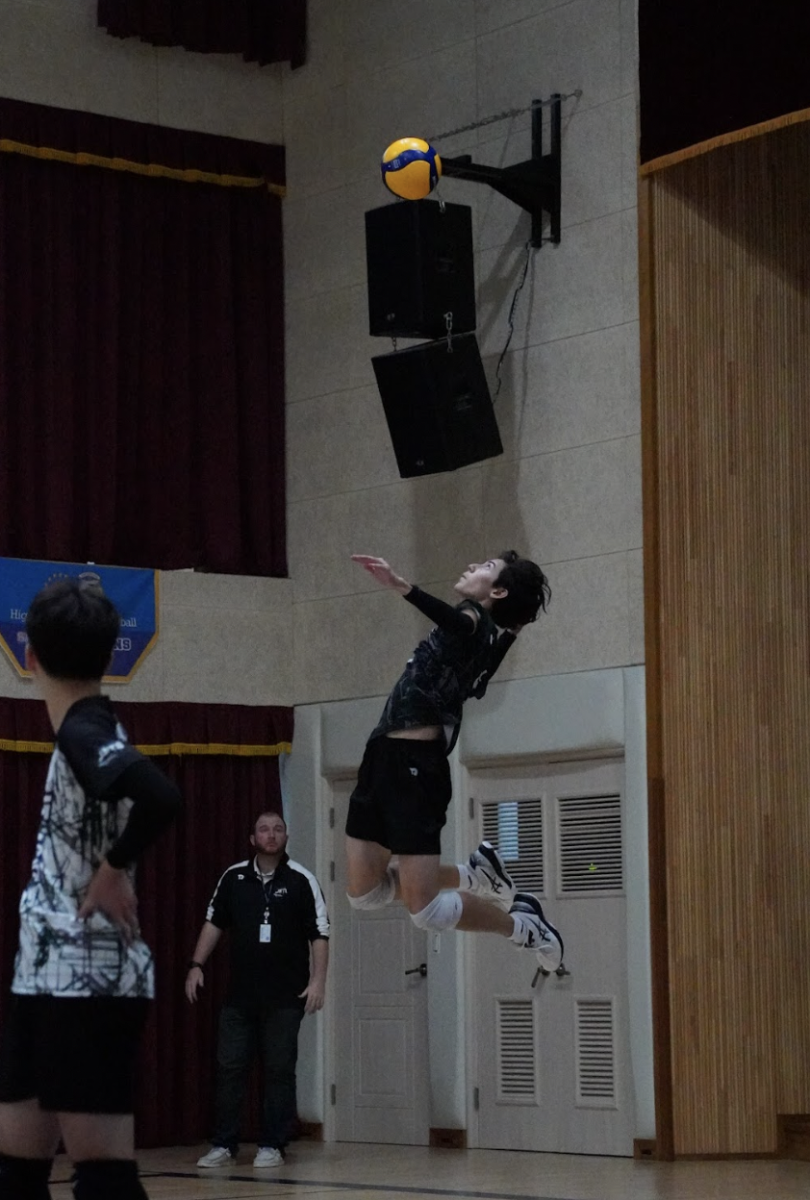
[58,712,142,798]
[206,869,234,930]
[102,759,183,869]
[403,585,478,636]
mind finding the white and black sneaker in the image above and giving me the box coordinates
[509,892,564,972]
[462,841,517,908]
[197,1146,233,1168]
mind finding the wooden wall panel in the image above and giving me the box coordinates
[648,124,810,1154]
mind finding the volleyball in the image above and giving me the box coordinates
[380,137,442,200]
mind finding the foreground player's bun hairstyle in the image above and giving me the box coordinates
[491,551,551,629]
[25,578,120,681]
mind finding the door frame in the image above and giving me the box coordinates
[322,771,355,1144]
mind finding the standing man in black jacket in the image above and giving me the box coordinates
[186,812,329,1171]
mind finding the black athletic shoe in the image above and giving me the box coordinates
[509,892,564,972]
[466,841,517,908]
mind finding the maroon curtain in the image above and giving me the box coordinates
[0,98,287,576]
[98,0,307,68]
[0,698,293,1148]
[640,2,810,164]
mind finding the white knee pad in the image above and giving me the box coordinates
[411,891,463,932]
[348,867,397,911]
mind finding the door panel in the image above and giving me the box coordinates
[470,760,635,1156]
[331,778,430,1145]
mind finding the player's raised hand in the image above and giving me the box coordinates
[351,555,411,593]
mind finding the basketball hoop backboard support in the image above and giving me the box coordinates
[440,94,562,248]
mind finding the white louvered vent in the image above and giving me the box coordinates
[575,998,617,1108]
[557,793,623,894]
[481,798,544,893]
[497,999,536,1102]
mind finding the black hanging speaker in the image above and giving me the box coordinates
[372,332,503,478]
[365,199,476,339]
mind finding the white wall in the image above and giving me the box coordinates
[289,664,654,1140]
[0,0,648,1142]
[0,0,284,141]
[282,0,647,1138]
[284,0,642,705]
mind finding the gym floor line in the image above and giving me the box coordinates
[50,1170,574,1200]
[147,1172,572,1200]
[44,1141,810,1200]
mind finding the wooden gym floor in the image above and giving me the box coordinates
[46,1141,810,1200]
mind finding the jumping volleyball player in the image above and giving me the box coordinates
[0,580,182,1200]
[345,553,564,969]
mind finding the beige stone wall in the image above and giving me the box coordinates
[0,0,283,139]
[284,0,643,705]
[0,571,293,707]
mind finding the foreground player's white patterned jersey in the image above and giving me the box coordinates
[12,697,154,998]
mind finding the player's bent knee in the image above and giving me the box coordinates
[347,868,397,911]
[410,891,462,932]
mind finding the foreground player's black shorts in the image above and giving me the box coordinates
[345,735,452,855]
[0,993,150,1113]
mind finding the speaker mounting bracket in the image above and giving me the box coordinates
[440,94,561,248]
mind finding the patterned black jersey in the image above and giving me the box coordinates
[370,597,515,753]
[13,696,155,999]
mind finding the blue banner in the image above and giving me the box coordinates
[0,558,158,682]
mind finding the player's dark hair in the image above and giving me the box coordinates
[25,578,120,681]
[491,550,551,628]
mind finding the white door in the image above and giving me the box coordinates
[468,760,635,1156]
[330,778,430,1145]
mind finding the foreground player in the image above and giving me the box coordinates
[346,554,564,970]
[0,580,182,1200]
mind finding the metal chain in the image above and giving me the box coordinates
[444,311,454,353]
[428,90,582,143]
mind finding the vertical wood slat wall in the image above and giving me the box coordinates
[645,123,810,1155]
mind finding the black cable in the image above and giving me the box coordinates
[493,239,533,403]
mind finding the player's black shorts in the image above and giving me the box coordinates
[0,993,150,1114]
[345,735,452,855]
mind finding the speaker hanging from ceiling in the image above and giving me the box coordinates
[365,199,476,340]
[371,332,503,478]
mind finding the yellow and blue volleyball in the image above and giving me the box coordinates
[381,137,442,200]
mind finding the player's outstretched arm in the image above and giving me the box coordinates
[352,555,478,635]
[351,555,411,594]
